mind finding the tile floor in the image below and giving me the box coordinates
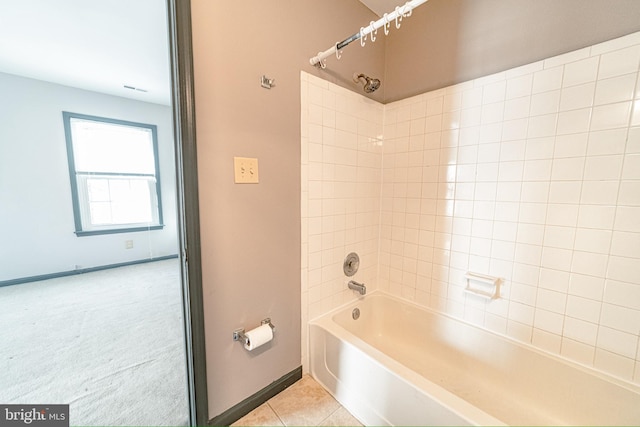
[231,375,362,427]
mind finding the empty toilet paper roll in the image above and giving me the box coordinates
[244,323,273,351]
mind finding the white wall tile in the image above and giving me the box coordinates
[559,82,595,111]
[443,92,462,112]
[514,243,542,266]
[607,255,640,284]
[614,206,640,232]
[569,273,605,300]
[618,180,640,206]
[528,113,558,138]
[544,225,575,249]
[566,295,601,323]
[610,231,640,258]
[603,279,640,310]
[537,287,567,313]
[557,108,591,135]
[577,205,616,230]
[561,338,595,366]
[598,45,640,79]
[546,203,579,227]
[574,228,612,254]
[571,251,608,278]
[481,102,504,124]
[587,128,627,155]
[594,73,637,105]
[532,328,562,354]
[551,157,585,181]
[507,320,533,343]
[506,74,533,99]
[554,133,589,158]
[462,87,483,109]
[482,81,506,104]
[502,118,529,141]
[563,56,599,87]
[580,181,619,205]
[533,67,564,93]
[525,136,554,160]
[548,181,582,204]
[534,308,564,334]
[563,316,598,346]
[590,102,632,131]
[600,303,640,335]
[523,159,553,181]
[541,247,572,271]
[596,326,638,358]
[583,155,623,181]
[504,96,531,120]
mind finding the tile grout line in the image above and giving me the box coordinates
[266,400,287,427]
[316,404,343,426]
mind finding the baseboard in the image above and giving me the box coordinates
[0,255,179,287]
[209,366,302,426]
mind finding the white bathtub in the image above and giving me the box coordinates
[309,292,640,426]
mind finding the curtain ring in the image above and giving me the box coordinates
[394,6,402,29]
[369,21,377,42]
[359,27,366,47]
[335,42,342,60]
[402,2,413,17]
[383,13,390,35]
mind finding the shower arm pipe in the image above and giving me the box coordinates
[309,0,428,68]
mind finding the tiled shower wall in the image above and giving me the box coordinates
[301,72,383,369]
[301,31,640,382]
[380,32,640,383]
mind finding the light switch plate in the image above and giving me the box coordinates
[234,157,259,183]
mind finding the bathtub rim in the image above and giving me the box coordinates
[310,308,506,426]
[309,290,640,396]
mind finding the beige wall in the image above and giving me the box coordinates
[384,0,640,102]
[190,0,384,418]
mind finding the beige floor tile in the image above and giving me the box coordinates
[231,403,284,427]
[319,406,363,427]
[268,375,340,426]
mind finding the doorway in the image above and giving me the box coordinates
[0,0,205,425]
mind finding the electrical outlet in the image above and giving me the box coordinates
[234,157,259,184]
[125,240,133,249]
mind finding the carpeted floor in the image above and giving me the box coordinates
[0,259,190,426]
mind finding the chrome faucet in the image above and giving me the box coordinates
[348,280,366,295]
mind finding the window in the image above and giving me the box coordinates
[63,112,164,236]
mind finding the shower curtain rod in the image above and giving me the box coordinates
[309,0,428,68]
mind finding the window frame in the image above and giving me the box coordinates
[62,111,164,236]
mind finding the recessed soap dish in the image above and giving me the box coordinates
[464,272,501,300]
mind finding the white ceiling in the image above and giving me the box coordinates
[359,0,407,17]
[0,0,171,105]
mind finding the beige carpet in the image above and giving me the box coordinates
[0,259,190,426]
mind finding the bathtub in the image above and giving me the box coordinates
[309,292,640,426]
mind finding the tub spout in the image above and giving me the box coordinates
[348,280,366,295]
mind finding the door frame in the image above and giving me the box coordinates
[167,1,209,425]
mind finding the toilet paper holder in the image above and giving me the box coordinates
[233,318,275,344]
